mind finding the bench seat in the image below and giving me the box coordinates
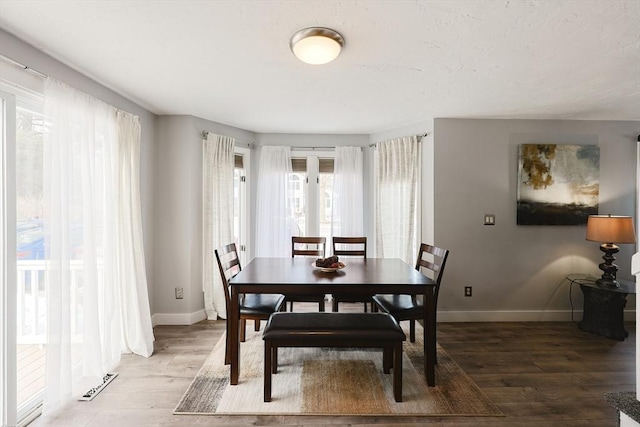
[262,312,406,402]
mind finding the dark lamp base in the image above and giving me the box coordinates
[596,278,621,288]
[597,243,620,289]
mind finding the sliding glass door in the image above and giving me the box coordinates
[1,89,18,427]
[1,85,45,427]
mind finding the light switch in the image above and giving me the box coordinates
[484,214,495,225]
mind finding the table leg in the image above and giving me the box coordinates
[424,288,435,386]
[230,286,240,385]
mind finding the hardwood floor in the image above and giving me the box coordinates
[31,308,635,426]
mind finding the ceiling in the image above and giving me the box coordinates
[0,1,638,134]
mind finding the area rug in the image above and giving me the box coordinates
[174,322,503,417]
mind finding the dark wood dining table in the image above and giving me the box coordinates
[227,257,438,386]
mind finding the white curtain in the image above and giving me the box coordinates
[255,146,295,257]
[375,136,421,264]
[202,133,235,320]
[332,146,364,237]
[43,78,153,412]
[115,111,154,357]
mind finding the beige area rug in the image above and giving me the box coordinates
[174,322,503,417]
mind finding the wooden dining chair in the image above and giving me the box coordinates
[372,243,449,362]
[286,236,327,312]
[330,236,373,312]
[215,243,285,364]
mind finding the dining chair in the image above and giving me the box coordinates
[286,236,327,312]
[330,236,373,312]
[372,243,449,362]
[215,243,285,365]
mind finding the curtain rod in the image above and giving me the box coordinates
[369,132,428,148]
[202,130,256,149]
[0,54,47,79]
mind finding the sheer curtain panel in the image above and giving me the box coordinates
[375,136,421,264]
[332,146,364,237]
[116,111,154,357]
[255,146,295,257]
[43,78,153,413]
[202,133,235,320]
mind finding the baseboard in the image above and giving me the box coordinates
[152,309,207,326]
[151,309,635,325]
[438,310,636,322]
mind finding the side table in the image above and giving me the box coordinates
[566,274,635,341]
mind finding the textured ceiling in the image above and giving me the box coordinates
[0,0,638,134]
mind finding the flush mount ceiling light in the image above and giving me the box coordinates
[290,27,344,65]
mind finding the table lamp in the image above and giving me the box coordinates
[586,214,636,287]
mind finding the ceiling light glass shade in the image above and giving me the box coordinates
[290,27,344,65]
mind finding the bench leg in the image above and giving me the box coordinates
[332,299,339,312]
[255,319,260,331]
[393,342,403,402]
[319,299,325,312]
[264,341,272,402]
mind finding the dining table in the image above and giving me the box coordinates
[227,257,439,387]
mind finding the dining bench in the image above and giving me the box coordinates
[262,312,406,402]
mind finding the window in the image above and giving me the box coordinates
[290,154,334,243]
[233,148,250,265]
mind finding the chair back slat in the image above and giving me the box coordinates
[292,236,326,258]
[415,243,450,303]
[333,236,367,258]
[215,243,242,306]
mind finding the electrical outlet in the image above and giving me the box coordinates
[464,286,472,297]
[484,214,495,225]
[175,287,184,299]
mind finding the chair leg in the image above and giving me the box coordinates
[393,342,403,402]
[289,301,294,312]
[254,319,260,331]
[240,319,246,342]
[224,320,231,365]
[382,347,391,374]
[272,347,278,373]
[332,299,339,312]
[363,302,368,313]
[319,299,325,312]
[409,320,415,343]
[264,341,272,402]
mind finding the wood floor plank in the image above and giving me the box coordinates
[29,314,635,426]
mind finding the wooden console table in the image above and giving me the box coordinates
[567,274,635,341]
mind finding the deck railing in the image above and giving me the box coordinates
[16,260,85,344]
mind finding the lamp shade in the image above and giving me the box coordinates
[290,27,344,65]
[586,215,636,243]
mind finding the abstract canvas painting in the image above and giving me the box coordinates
[517,144,599,225]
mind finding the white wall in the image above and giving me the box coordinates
[0,29,158,312]
[434,118,639,321]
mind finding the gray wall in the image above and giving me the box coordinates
[153,115,255,323]
[4,29,639,324]
[434,118,639,321]
[0,29,158,312]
